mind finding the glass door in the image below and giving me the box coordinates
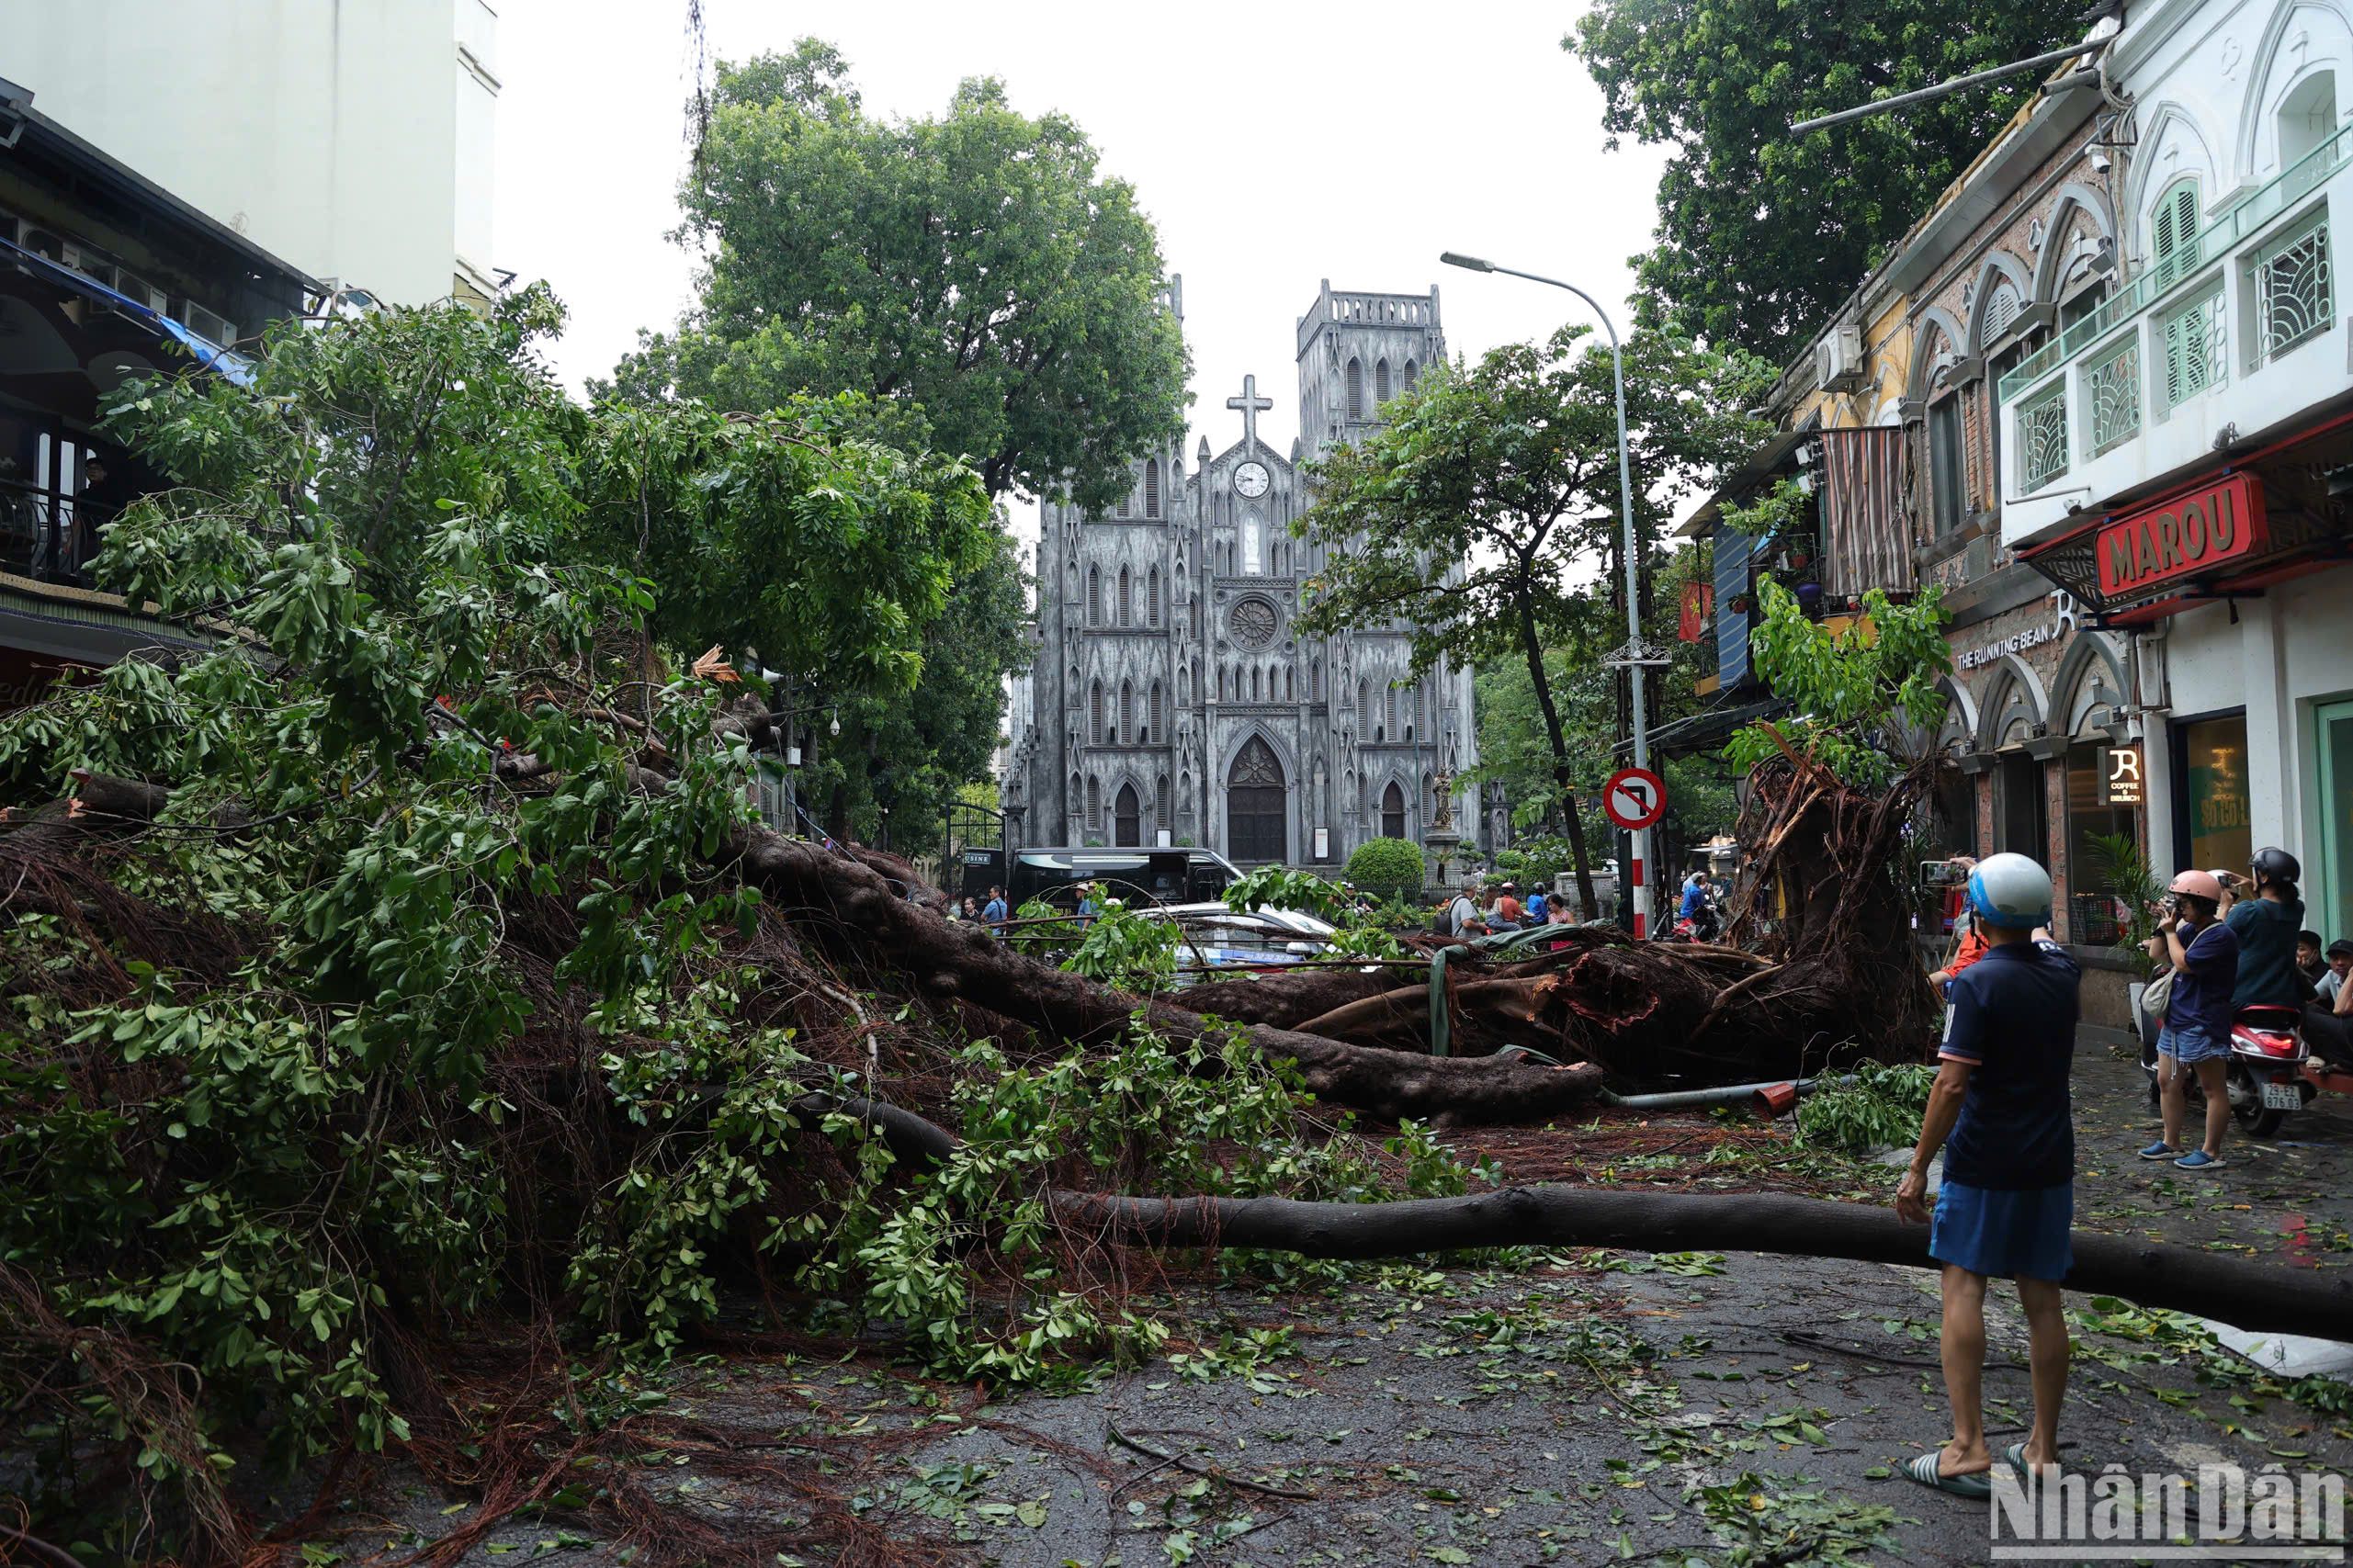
[2316,700,2353,944]
[2175,712,2253,874]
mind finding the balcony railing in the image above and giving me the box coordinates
[0,478,114,587]
[1999,115,2353,403]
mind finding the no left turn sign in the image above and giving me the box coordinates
[1603,766,1668,831]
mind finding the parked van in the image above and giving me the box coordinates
[997,846,1240,908]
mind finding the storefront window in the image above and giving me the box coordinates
[2315,699,2353,946]
[1997,751,2047,862]
[2177,713,2253,875]
[2065,742,2137,944]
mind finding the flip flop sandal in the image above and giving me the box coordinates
[2004,1442,2062,1479]
[1904,1450,1995,1498]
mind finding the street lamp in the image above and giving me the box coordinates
[1440,251,1665,938]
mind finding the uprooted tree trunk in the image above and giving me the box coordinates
[44,752,1940,1106]
[729,826,1610,1123]
[30,772,1611,1124]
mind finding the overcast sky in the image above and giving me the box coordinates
[496,0,1667,537]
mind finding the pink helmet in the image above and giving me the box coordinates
[2168,868,2223,901]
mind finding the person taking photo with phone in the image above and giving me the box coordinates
[2142,870,2240,1170]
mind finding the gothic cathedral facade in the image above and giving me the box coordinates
[1002,279,1477,866]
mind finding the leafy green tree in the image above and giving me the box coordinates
[608,39,1185,840]
[807,528,1029,850]
[1295,326,1767,913]
[1343,837,1426,897]
[577,393,991,702]
[1725,579,1953,789]
[1568,0,2079,359]
[0,295,978,1516]
[615,38,1189,513]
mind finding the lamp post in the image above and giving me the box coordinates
[1439,251,1666,937]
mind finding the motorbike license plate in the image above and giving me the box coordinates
[2260,1081,2302,1111]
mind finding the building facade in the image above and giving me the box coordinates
[1998,0,2353,948]
[1673,51,2155,1037]
[1002,280,1477,867]
[1682,0,2353,1036]
[0,0,500,309]
[2,80,316,704]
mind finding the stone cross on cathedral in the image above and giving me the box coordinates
[1227,374,1273,451]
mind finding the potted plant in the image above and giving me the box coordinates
[1727,592,1754,615]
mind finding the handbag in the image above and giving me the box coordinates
[2142,964,2175,1021]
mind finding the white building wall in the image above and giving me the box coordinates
[1997,0,2353,936]
[0,0,498,308]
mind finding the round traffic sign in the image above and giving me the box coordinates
[1603,766,1668,831]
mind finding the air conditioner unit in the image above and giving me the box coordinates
[115,271,168,313]
[1816,323,1866,392]
[181,301,235,345]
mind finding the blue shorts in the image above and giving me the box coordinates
[2158,1022,2229,1065]
[1930,1179,2074,1281]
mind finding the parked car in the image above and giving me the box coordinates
[1134,900,1336,980]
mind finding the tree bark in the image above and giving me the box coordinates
[1159,963,1411,1030]
[827,1090,2353,1342]
[1516,593,1599,919]
[730,825,1605,1122]
[1048,1185,2353,1341]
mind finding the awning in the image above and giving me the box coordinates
[0,234,255,387]
[1623,694,1789,758]
[2017,460,2351,620]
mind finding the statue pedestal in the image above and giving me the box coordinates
[1423,828,1462,892]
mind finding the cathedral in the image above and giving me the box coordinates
[1001,278,1478,867]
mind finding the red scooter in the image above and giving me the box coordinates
[2148,1005,2312,1136]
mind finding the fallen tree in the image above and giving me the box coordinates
[1059,1185,2353,1338]
[0,296,2040,1564]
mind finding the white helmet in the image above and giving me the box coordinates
[1966,852,2053,930]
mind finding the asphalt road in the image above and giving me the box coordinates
[312,1046,2353,1564]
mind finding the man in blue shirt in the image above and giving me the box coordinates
[1525,888,1548,925]
[981,885,1010,933]
[2143,869,2241,1169]
[1896,853,2078,1498]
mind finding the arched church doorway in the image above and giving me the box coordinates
[1114,783,1141,847]
[1381,781,1406,840]
[1227,738,1286,863]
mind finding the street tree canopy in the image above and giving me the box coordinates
[1294,325,1767,912]
[1568,0,2080,360]
[615,38,1190,513]
[1726,577,1954,790]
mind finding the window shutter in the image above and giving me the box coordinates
[1961,385,1985,513]
[2153,180,2200,286]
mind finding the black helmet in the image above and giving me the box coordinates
[2251,846,2302,886]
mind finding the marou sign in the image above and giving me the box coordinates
[2096,473,2268,598]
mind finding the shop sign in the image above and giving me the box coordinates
[2096,473,2268,598]
[1954,592,2080,671]
[2103,744,2144,806]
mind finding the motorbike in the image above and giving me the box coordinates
[1664,900,1721,943]
[2142,1003,2313,1136]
